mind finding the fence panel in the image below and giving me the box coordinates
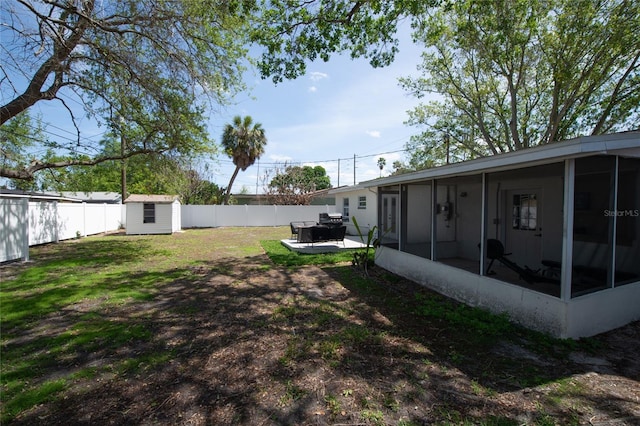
[29,201,59,245]
[1,198,28,262]
[272,205,332,225]
[181,205,216,228]
[3,202,341,262]
[56,203,84,240]
[181,204,336,228]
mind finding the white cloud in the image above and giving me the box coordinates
[269,154,293,163]
[308,86,317,93]
[309,71,329,82]
[366,130,381,138]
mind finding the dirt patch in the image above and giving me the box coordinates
[4,230,640,425]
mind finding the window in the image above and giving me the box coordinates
[342,198,350,222]
[143,203,155,223]
[358,196,367,209]
[511,194,537,230]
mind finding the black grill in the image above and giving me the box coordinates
[319,212,343,226]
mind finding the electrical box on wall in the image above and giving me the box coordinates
[437,202,453,221]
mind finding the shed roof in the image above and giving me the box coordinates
[124,194,179,204]
[360,131,640,188]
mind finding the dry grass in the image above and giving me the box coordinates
[1,227,639,425]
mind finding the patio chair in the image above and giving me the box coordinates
[290,221,317,239]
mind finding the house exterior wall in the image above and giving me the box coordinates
[126,202,174,234]
[405,184,431,245]
[448,179,482,261]
[376,246,568,336]
[370,136,640,338]
[333,188,377,236]
[486,168,565,268]
[567,284,640,337]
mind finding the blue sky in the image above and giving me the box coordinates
[208,31,427,194]
[5,20,428,194]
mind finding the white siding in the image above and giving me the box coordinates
[126,202,174,234]
[333,188,377,236]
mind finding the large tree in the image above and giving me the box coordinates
[221,115,267,205]
[36,134,221,203]
[1,0,251,180]
[399,0,640,167]
[251,0,440,82]
[265,164,331,205]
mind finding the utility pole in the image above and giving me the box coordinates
[445,132,450,165]
[337,159,340,187]
[120,118,127,203]
[353,153,356,185]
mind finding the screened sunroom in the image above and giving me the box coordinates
[366,132,640,338]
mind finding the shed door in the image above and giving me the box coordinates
[505,190,543,269]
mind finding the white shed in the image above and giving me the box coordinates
[124,194,181,235]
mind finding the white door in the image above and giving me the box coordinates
[382,194,398,241]
[505,190,543,269]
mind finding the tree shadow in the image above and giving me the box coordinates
[2,249,639,425]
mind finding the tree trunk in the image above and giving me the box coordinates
[224,165,241,205]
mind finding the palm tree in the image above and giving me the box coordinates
[221,115,267,204]
[377,157,386,177]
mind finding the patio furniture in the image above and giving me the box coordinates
[297,224,347,245]
[290,221,317,239]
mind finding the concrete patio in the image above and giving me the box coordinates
[281,235,367,254]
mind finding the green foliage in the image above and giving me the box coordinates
[266,164,332,204]
[221,115,267,204]
[2,1,251,180]
[414,293,513,338]
[260,240,354,267]
[1,112,48,189]
[401,0,640,165]
[251,0,440,83]
[376,157,386,177]
[39,142,223,203]
[351,216,379,276]
[279,381,307,406]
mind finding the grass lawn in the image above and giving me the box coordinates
[1,227,638,425]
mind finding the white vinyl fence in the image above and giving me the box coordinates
[1,198,29,263]
[1,201,339,263]
[1,199,125,263]
[181,204,337,228]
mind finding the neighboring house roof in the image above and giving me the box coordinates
[233,187,336,205]
[0,189,82,202]
[124,194,179,204]
[328,184,374,195]
[359,130,640,188]
[57,191,122,204]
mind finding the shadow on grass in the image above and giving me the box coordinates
[1,236,638,425]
